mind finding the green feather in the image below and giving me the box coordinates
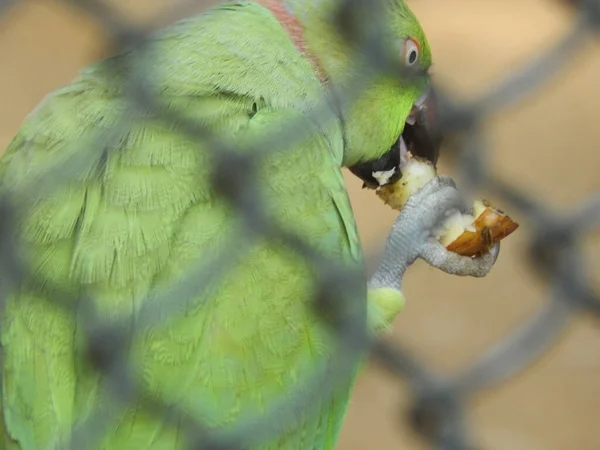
[0,1,425,448]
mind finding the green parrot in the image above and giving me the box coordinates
[0,0,500,449]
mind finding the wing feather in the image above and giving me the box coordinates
[0,3,365,449]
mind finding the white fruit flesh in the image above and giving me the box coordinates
[385,155,485,247]
[375,149,518,256]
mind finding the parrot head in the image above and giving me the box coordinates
[283,0,442,188]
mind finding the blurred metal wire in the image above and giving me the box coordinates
[0,0,599,449]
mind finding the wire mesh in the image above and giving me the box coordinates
[0,0,598,449]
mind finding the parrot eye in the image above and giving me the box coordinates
[403,38,420,67]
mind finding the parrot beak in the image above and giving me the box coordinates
[348,86,444,189]
[403,87,442,167]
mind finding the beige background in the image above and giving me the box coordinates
[0,1,599,449]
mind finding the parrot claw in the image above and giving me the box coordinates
[490,241,501,264]
[419,240,499,278]
[368,176,500,292]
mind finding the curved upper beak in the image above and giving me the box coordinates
[404,86,443,167]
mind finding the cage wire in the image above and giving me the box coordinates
[0,0,599,449]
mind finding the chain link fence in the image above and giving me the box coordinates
[0,0,599,449]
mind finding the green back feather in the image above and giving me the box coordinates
[0,1,431,448]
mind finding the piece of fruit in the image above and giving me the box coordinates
[375,153,519,257]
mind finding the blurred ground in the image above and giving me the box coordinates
[0,1,599,449]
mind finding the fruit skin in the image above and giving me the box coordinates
[445,201,519,257]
